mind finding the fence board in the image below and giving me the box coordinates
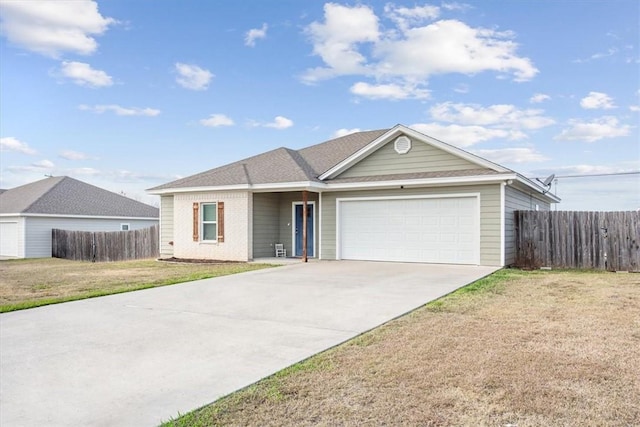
[514,211,640,271]
[52,225,159,262]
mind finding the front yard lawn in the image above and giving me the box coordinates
[164,269,640,427]
[0,258,273,312]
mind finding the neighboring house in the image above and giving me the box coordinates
[148,125,559,266]
[0,176,159,258]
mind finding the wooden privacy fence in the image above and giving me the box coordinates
[52,225,159,262]
[514,211,640,271]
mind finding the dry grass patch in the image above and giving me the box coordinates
[0,258,273,312]
[164,269,640,427]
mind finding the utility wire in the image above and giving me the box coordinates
[530,171,640,180]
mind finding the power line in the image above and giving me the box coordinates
[530,171,640,180]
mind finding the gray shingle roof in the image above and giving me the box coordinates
[149,129,389,191]
[0,176,159,218]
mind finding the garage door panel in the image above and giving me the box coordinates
[0,222,19,257]
[339,196,479,265]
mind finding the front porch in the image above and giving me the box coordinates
[251,191,319,261]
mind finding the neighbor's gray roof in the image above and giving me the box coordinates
[149,129,389,191]
[0,176,159,218]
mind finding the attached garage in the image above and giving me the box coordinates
[0,221,20,257]
[337,195,480,264]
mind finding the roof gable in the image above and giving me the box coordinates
[335,134,483,179]
[319,125,511,180]
[0,176,159,218]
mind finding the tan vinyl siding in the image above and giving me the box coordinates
[337,139,482,179]
[321,184,502,266]
[252,193,280,258]
[504,186,551,266]
[160,195,174,257]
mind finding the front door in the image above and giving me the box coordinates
[294,203,314,257]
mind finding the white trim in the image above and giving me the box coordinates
[0,213,158,221]
[500,182,506,267]
[291,201,316,257]
[335,193,481,264]
[326,174,517,190]
[319,124,511,180]
[200,202,218,242]
[318,192,323,260]
[148,181,327,195]
[120,223,130,231]
[148,173,558,203]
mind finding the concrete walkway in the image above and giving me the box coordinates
[0,261,498,427]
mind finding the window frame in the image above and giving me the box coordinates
[200,202,218,242]
[120,223,130,231]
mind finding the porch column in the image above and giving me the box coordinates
[302,190,308,262]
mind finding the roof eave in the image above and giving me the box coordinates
[147,181,327,195]
[325,173,518,191]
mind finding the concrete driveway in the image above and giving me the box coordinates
[0,261,498,426]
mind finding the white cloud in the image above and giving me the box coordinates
[384,3,440,31]
[530,93,550,103]
[554,116,631,142]
[265,116,294,129]
[429,102,555,129]
[79,104,160,116]
[630,105,640,112]
[59,61,113,87]
[333,128,361,138]
[175,63,213,91]
[573,47,618,63]
[8,159,55,173]
[303,3,380,82]
[0,0,116,58]
[302,5,537,97]
[472,147,549,164]
[580,91,616,109]
[245,23,268,47]
[453,83,469,94]
[350,81,430,100]
[59,150,96,161]
[0,137,37,155]
[375,20,537,82]
[200,114,234,127]
[33,159,55,169]
[441,2,472,11]
[410,123,526,147]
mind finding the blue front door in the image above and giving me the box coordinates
[295,204,314,257]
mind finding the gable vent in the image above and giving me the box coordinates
[394,136,411,154]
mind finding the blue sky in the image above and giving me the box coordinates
[1,0,638,210]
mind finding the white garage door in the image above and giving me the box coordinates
[0,222,19,257]
[338,196,480,264]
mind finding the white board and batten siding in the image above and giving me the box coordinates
[504,185,551,266]
[23,216,158,258]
